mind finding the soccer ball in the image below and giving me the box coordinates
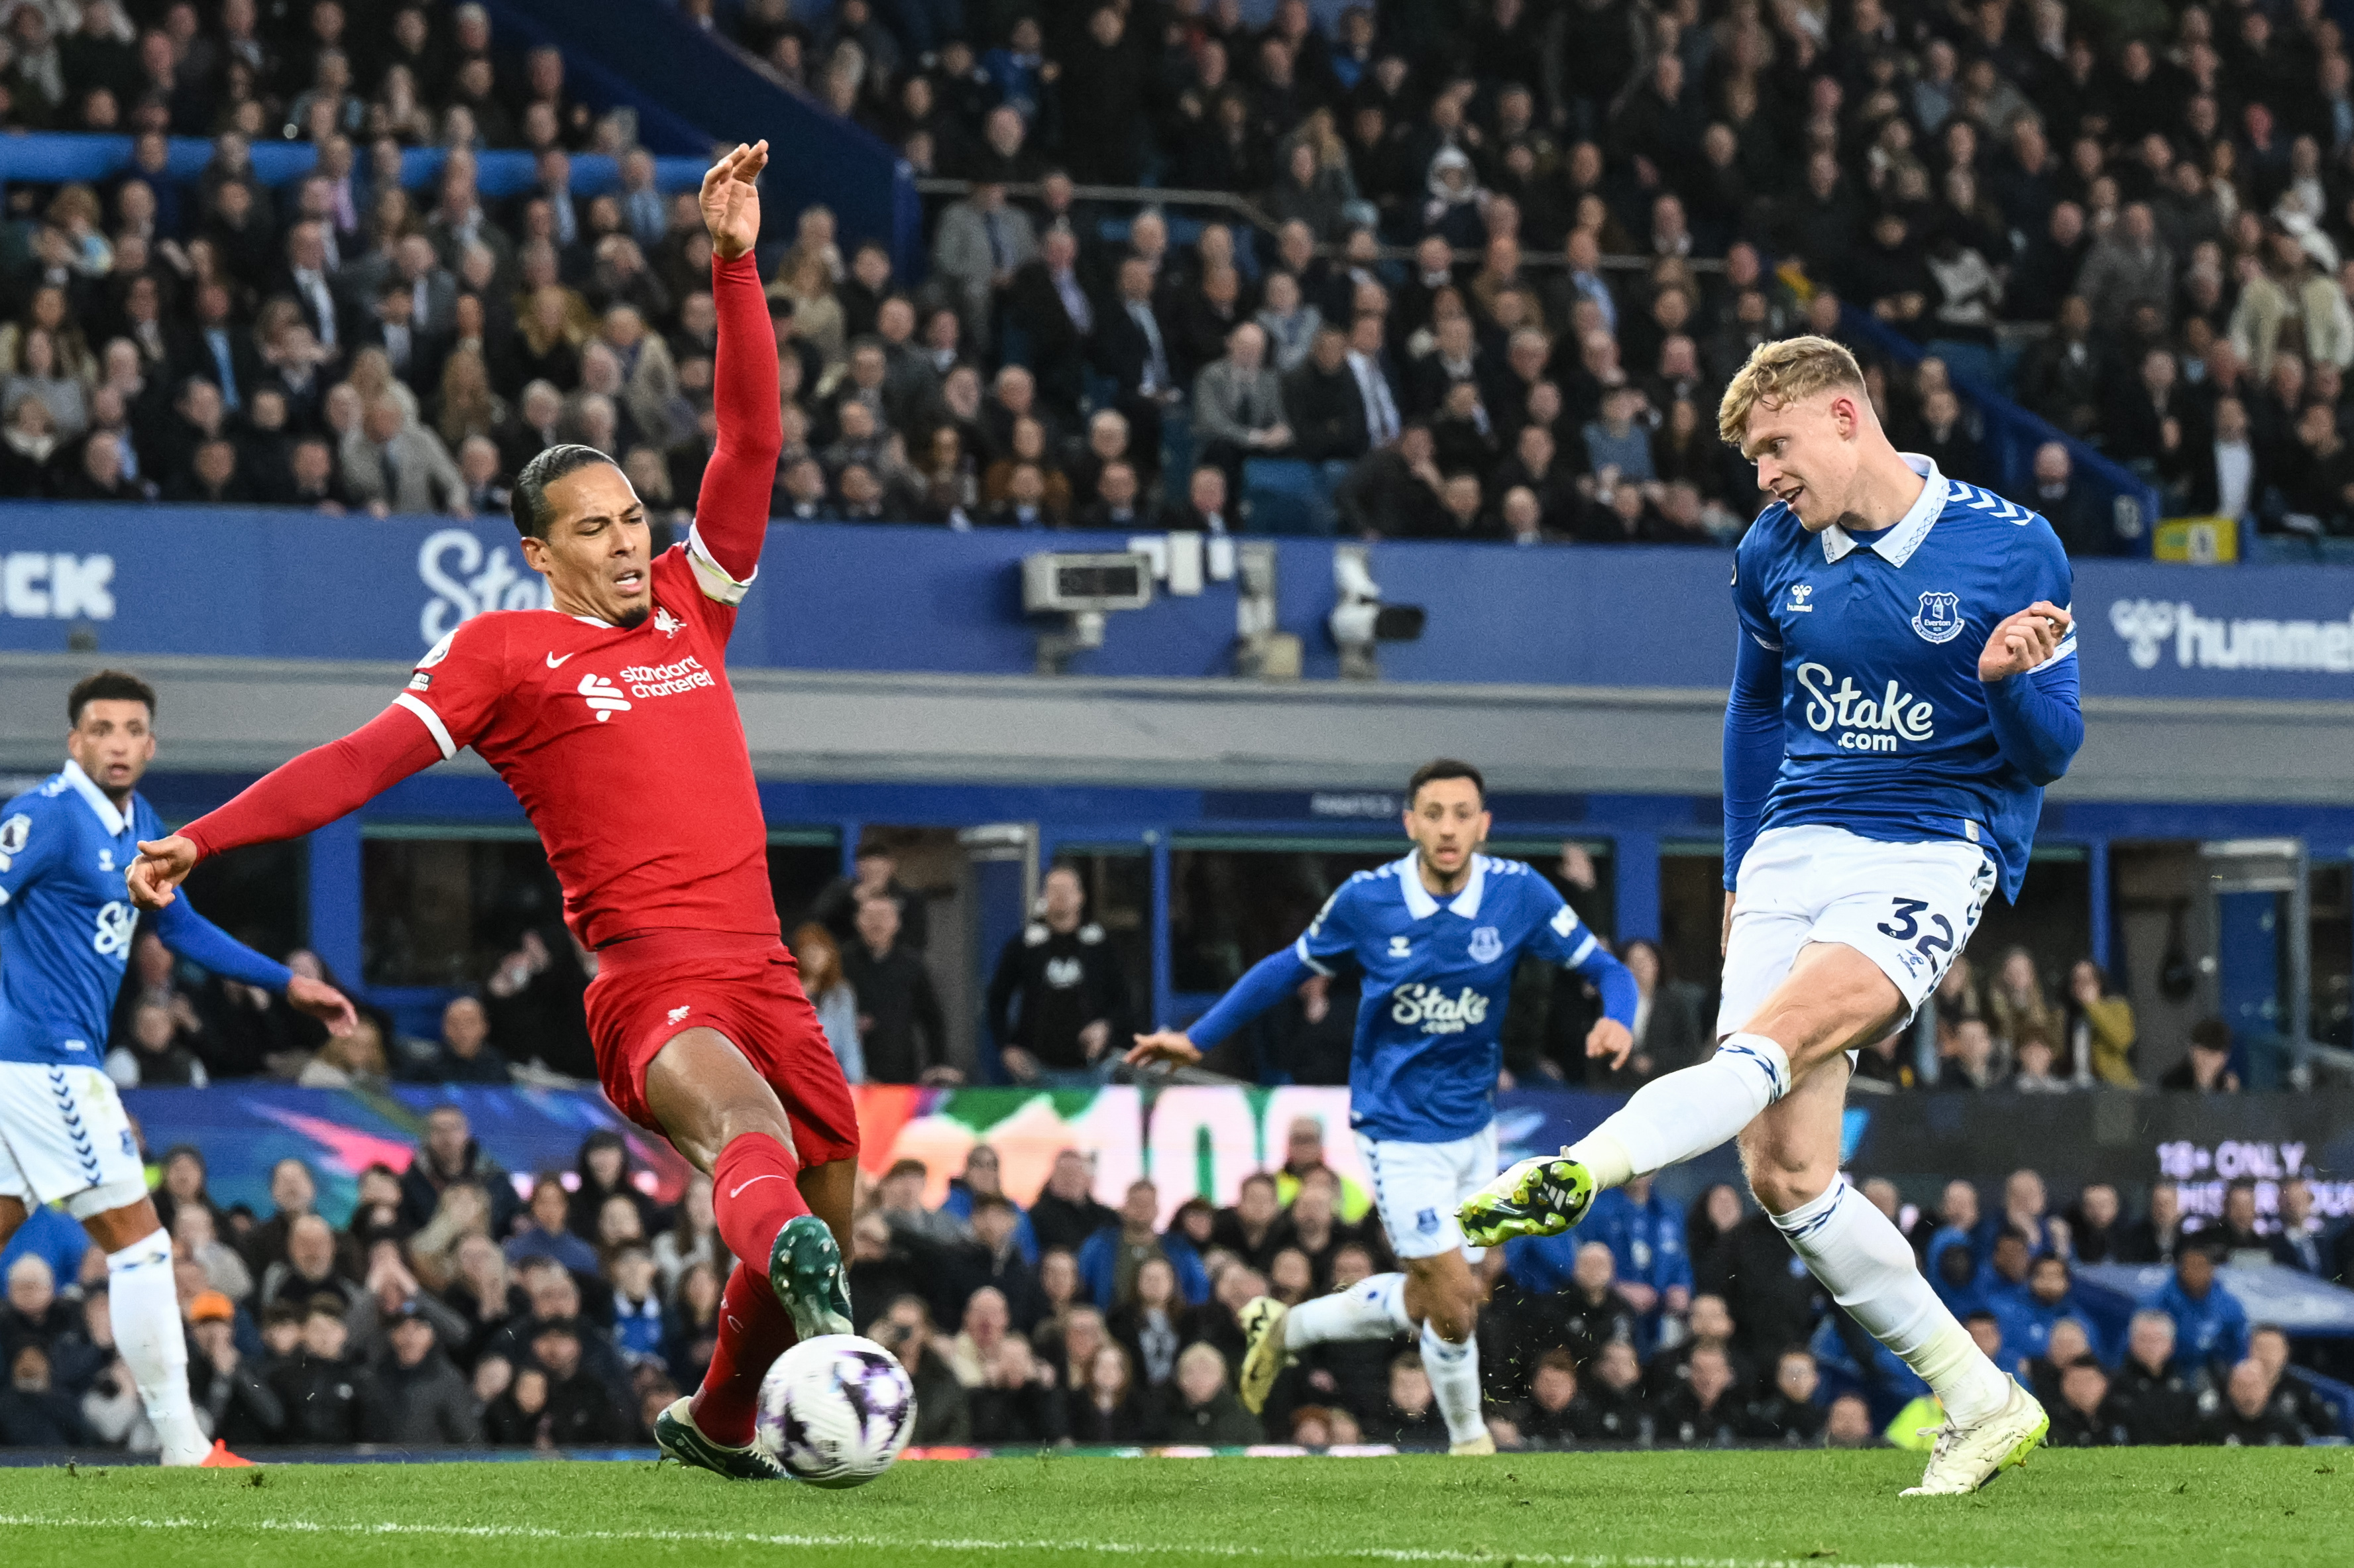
[754,1334,917,1487]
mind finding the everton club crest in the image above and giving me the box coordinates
[1912,591,1964,644]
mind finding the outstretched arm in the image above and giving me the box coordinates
[1721,628,1782,893]
[1572,940,1642,1070]
[691,140,781,588]
[128,703,445,910]
[152,895,358,1036]
[1125,944,1314,1069]
[1980,600,2082,785]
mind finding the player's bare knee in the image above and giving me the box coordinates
[1742,1156,1834,1216]
[1427,1290,1481,1342]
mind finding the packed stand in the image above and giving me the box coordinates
[723,0,2326,547]
[103,829,2235,1098]
[3,1105,2345,1452]
[0,0,2233,549]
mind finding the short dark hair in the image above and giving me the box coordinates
[2190,1018,2232,1053]
[69,669,155,725]
[510,443,616,539]
[1407,757,1485,804]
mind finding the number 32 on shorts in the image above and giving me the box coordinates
[1875,897,1954,960]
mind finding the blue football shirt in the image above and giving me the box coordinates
[1295,853,1605,1142]
[1728,455,2077,900]
[0,761,290,1066]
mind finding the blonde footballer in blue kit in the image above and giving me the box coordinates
[1462,337,2084,1495]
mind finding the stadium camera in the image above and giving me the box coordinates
[1327,545,1424,680]
[1022,551,1154,674]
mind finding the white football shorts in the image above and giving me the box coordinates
[0,1062,149,1217]
[1717,823,1997,1041]
[1355,1123,1499,1262]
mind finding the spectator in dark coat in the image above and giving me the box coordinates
[267,1298,366,1443]
[0,1345,87,1446]
[1518,1349,1607,1446]
[1054,7,1147,186]
[812,838,930,953]
[1002,229,1094,420]
[1160,1343,1261,1445]
[2203,1359,2305,1445]
[1029,1150,1120,1257]
[841,894,951,1084]
[938,1196,1051,1336]
[985,864,1131,1080]
[397,1105,521,1237]
[361,1304,483,1445]
[2107,1310,2210,1445]
[2045,1362,2129,1447]
[1282,327,1369,465]
[530,1320,628,1445]
[1743,1350,1830,1446]
[187,1292,284,1447]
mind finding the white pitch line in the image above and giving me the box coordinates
[0,1511,2024,1568]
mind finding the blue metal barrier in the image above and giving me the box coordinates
[1842,309,2162,557]
[0,133,708,201]
[486,0,922,279]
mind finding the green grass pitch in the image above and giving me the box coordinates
[0,1448,2342,1568]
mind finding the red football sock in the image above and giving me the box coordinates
[710,1132,809,1265]
[689,1259,797,1447]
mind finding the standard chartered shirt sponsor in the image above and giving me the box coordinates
[618,654,717,699]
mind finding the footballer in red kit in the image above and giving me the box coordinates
[127,142,847,1482]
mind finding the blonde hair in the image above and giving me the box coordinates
[1716,335,1867,446]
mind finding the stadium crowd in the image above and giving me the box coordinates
[11,0,2353,545]
[97,830,2225,1099]
[0,1108,2343,1453]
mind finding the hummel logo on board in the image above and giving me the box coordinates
[578,673,632,721]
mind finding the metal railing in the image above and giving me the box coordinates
[912,175,1724,276]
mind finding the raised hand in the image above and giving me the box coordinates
[1125,1030,1202,1070]
[288,974,359,1038]
[1979,600,2072,683]
[1585,1017,1634,1070]
[699,140,769,261]
[127,834,197,910]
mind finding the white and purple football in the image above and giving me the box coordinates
[754,1335,917,1487]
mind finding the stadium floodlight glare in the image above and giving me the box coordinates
[1327,546,1424,679]
[1023,551,1154,673]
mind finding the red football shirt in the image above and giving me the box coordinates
[178,254,785,950]
[394,537,775,948]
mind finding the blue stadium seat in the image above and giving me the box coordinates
[1160,409,1195,504]
[1242,458,1331,536]
[1924,339,2001,390]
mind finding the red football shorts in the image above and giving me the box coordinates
[585,930,860,1169]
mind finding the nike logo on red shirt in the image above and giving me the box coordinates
[545,651,577,668]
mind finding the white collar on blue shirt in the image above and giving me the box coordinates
[60,757,128,837]
[1396,852,1486,920]
[1819,453,1946,568]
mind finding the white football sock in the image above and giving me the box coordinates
[1418,1319,1486,1445]
[1573,1032,1791,1184]
[1283,1271,1412,1351]
[1770,1178,2011,1426]
[108,1229,209,1465]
